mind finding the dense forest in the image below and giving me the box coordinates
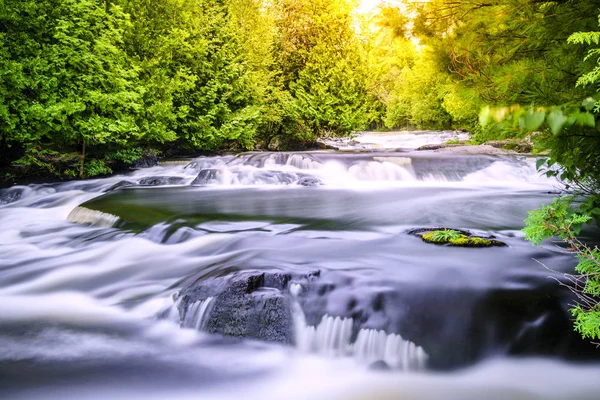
[1,0,600,179]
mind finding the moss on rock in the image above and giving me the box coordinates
[419,229,506,247]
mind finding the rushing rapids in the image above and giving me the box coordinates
[1,131,599,399]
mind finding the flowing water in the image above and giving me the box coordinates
[1,131,599,399]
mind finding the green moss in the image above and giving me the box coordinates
[420,229,503,247]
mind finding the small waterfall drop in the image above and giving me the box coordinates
[67,206,119,228]
[291,285,427,370]
[182,297,214,331]
[295,312,428,370]
[348,161,415,182]
[353,329,428,370]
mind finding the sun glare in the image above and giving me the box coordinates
[356,0,403,14]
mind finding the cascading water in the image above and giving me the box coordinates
[291,283,428,370]
[294,312,428,370]
[0,131,597,400]
[182,297,214,330]
[67,206,120,227]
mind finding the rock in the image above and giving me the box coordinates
[409,227,507,247]
[191,169,220,185]
[268,137,282,151]
[131,150,159,169]
[433,144,515,155]
[0,187,24,204]
[179,271,294,344]
[296,176,323,187]
[368,360,391,371]
[138,176,184,186]
[106,180,135,192]
[485,139,532,153]
[417,144,446,151]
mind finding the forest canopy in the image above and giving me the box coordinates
[1,0,600,177]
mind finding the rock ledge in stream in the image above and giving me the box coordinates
[179,271,294,344]
[409,227,507,247]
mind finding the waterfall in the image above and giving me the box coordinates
[67,206,119,228]
[294,312,428,370]
[182,297,214,331]
[165,297,183,324]
[291,284,427,371]
[296,315,354,357]
[348,161,415,182]
[353,328,428,370]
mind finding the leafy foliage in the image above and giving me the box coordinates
[524,197,600,340]
[429,229,462,242]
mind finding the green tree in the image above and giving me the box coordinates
[1,0,142,176]
[270,0,373,141]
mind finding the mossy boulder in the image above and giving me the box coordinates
[411,228,506,247]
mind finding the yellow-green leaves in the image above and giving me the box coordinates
[546,109,568,135]
[519,109,546,132]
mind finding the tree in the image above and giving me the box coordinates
[270,0,373,141]
[1,0,142,176]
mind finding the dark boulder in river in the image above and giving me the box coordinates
[177,266,600,370]
[179,270,295,344]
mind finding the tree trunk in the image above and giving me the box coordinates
[79,140,86,178]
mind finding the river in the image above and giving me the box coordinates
[1,131,599,399]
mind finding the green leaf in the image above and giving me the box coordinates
[582,97,596,111]
[479,106,492,126]
[522,110,546,131]
[547,109,568,135]
[574,112,596,127]
[535,158,547,170]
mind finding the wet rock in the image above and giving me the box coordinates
[180,271,294,344]
[176,262,600,371]
[131,151,159,169]
[416,144,446,151]
[296,176,323,187]
[0,187,24,204]
[106,180,136,192]
[191,169,220,185]
[138,176,184,186]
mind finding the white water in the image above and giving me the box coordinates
[294,313,428,370]
[182,297,214,330]
[320,130,470,150]
[185,153,558,190]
